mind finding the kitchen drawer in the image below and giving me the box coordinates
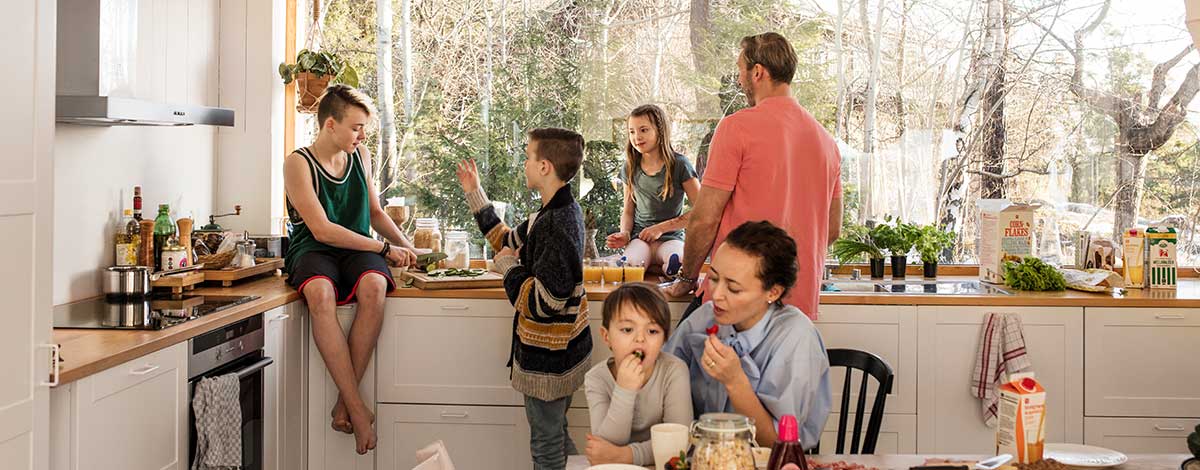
[815,305,917,414]
[377,404,527,470]
[386,297,516,318]
[1084,417,1200,454]
[88,342,181,401]
[1085,308,1200,417]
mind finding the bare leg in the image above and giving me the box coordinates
[304,279,377,454]
[330,274,388,438]
[622,239,652,267]
[654,239,684,267]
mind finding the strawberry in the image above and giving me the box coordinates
[705,324,719,336]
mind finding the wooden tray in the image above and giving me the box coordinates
[396,268,504,290]
[150,270,206,294]
[203,258,284,287]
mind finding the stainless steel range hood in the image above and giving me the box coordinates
[55,0,235,127]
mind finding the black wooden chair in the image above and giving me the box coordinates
[808,348,894,455]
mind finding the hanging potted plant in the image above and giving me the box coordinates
[831,223,886,279]
[915,224,955,278]
[279,49,360,113]
[873,217,919,279]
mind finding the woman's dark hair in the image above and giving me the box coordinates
[601,282,672,337]
[722,220,798,305]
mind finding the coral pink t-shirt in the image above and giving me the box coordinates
[699,95,841,319]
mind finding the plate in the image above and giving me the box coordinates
[1043,443,1128,467]
[586,465,645,470]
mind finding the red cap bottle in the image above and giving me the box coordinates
[767,415,808,470]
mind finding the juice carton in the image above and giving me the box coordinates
[1122,228,1145,288]
[996,372,1046,464]
[1145,226,1177,289]
[978,200,1039,284]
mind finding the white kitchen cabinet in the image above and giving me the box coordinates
[49,342,188,470]
[377,404,528,470]
[265,303,308,470]
[125,0,218,106]
[308,304,376,470]
[1085,307,1200,418]
[815,305,918,415]
[1084,417,1200,454]
[916,306,1083,453]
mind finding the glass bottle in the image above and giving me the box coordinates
[766,415,808,470]
[444,231,470,269]
[691,413,757,470]
[113,209,140,266]
[413,218,442,252]
[153,204,176,270]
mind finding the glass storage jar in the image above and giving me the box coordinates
[444,231,471,269]
[690,413,757,470]
[412,218,442,252]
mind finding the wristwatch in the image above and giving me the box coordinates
[379,240,391,257]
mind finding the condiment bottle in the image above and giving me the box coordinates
[114,209,140,266]
[138,220,156,267]
[766,415,807,470]
[153,204,176,270]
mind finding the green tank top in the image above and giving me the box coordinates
[285,147,372,274]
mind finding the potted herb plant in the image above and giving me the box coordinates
[830,223,886,279]
[915,224,955,278]
[873,217,919,278]
[278,49,360,113]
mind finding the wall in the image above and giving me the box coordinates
[52,0,221,305]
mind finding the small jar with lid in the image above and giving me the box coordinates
[444,231,471,269]
[159,237,189,271]
[412,217,442,252]
[690,413,757,470]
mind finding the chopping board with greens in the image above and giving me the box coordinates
[398,268,503,290]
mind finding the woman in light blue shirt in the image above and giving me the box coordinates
[663,220,832,448]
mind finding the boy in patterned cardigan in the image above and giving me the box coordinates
[455,128,593,470]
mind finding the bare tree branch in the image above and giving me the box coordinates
[1148,45,1195,110]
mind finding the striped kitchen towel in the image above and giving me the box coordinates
[970,312,1032,427]
[192,373,242,470]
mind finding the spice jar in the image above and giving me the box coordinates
[444,231,471,269]
[159,238,189,271]
[413,218,442,252]
[690,413,757,470]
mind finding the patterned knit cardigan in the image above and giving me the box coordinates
[466,185,592,401]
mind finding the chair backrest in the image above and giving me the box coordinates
[814,348,894,455]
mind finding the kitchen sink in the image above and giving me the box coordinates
[821,280,1012,295]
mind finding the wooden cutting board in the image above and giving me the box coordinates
[396,269,504,290]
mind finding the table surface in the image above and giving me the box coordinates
[564,453,1193,470]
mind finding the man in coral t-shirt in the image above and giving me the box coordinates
[663,32,843,321]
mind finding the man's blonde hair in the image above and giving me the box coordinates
[317,84,377,124]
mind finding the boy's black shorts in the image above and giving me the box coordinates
[286,250,395,305]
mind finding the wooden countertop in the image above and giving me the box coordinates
[390,275,1200,308]
[52,272,1200,385]
[51,275,300,386]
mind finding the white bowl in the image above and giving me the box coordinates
[587,465,646,470]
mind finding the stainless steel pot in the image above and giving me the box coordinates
[103,266,151,300]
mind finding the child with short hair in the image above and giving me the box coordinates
[455,128,593,470]
[584,282,693,466]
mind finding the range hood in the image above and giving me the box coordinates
[55,0,235,127]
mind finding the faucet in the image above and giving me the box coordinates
[823,265,833,280]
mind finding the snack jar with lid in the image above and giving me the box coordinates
[444,230,471,269]
[413,217,442,252]
[690,413,757,470]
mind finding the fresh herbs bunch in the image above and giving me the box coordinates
[1003,257,1066,291]
[871,216,920,257]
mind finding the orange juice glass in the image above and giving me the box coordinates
[602,265,624,284]
[623,265,646,282]
[583,264,603,283]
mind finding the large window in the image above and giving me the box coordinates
[306,0,1200,265]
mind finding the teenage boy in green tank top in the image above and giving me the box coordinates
[283,85,418,455]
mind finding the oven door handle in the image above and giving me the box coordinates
[233,357,275,379]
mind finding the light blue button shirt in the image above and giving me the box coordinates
[664,302,832,448]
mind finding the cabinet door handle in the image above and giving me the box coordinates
[440,305,470,311]
[440,411,470,419]
[270,313,291,322]
[1155,314,1186,320]
[130,364,161,376]
[1154,425,1186,432]
[38,343,60,387]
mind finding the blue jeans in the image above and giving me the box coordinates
[524,394,576,470]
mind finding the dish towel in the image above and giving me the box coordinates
[412,440,457,470]
[192,373,242,470]
[970,312,1033,427]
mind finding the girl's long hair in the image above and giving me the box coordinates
[624,104,676,200]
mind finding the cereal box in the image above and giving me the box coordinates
[978,200,1039,284]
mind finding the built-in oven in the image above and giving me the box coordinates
[188,314,273,470]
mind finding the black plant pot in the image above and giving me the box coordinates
[869,258,885,279]
[923,261,938,279]
[890,255,907,278]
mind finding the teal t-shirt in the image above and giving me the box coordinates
[620,152,698,242]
